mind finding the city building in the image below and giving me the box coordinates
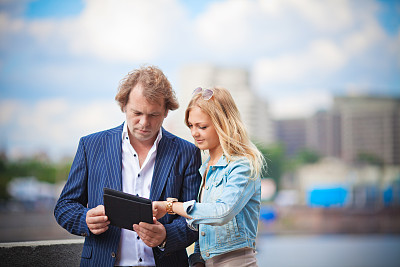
[172,64,274,146]
[275,118,307,157]
[333,95,400,165]
[275,95,400,165]
[307,110,341,159]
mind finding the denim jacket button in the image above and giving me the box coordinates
[212,167,216,170]
[201,231,205,236]
[206,186,209,190]
[206,252,210,257]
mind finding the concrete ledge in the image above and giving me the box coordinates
[0,239,83,267]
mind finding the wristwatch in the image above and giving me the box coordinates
[166,197,178,215]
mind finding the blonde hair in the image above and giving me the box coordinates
[185,87,266,178]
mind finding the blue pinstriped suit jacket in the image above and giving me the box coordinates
[54,124,202,267]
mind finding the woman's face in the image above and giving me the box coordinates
[187,106,221,152]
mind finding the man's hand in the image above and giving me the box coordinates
[86,205,110,235]
[152,201,167,219]
[133,217,166,247]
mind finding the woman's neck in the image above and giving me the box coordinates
[208,145,223,165]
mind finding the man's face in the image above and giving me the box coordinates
[124,84,167,146]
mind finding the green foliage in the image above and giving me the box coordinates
[255,143,321,192]
[256,142,286,190]
[295,148,320,164]
[0,157,72,200]
[357,152,384,167]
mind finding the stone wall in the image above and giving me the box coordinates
[0,239,83,267]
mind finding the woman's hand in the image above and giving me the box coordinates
[152,201,167,219]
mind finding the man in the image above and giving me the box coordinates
[54,65,202,267]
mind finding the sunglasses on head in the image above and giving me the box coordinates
[192,87,214,100]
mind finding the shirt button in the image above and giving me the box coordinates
[138,174,140,177]
[201,231,205,236]
[137,236,140,240]
[206,252,210,257]
[139,258,143,262]
[134,154,136,157]
[111,252,116,258]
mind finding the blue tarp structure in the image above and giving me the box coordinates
[307,187,348,207]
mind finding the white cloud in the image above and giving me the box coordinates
[63,0,189,62]
[253,39,346,85]
[269,89,333,119]
[195,0,259,52]
[288,0,354,32]
[1,0,189,62]
[0,98,125,160]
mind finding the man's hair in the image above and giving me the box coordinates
[184,87,265,178]
[115,65,179,112]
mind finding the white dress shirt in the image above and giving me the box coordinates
[114,122,162,266]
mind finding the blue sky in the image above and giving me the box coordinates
[0,0,399,160]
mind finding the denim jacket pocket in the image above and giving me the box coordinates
[215,216,240,245]
[209,173,225,201]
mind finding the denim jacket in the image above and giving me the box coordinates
[183,155,261,262]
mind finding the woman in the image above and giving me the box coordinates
[153,87,265,267]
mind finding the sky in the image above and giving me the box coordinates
[0,0,399,161]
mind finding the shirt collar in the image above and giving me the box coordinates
[122,121,163,146]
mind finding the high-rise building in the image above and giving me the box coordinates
[275,95,400,165]
[307,110,341,158]
[275,118,307,157]
[334,96,400,165]
[173,64,274,146]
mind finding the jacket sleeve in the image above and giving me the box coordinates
[185,159,258,228]
[160,146,202,255]
[54,137,91,237]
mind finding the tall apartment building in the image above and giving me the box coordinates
[173,64,274,146]
[275,118,307,157]
[307,110,341,158]
[334,96,400,165]
[275,95,400,165]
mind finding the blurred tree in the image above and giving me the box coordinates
[295,148,320,164]
[55,161,73,183]
[256,142,286,191]
[0,157,10,199]
[0,156,72,200]
[357,152,384,167]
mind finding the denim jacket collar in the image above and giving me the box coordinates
[199,154,229,176]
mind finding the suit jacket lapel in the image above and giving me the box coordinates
[104,124,123,191]
[150,128,177,201]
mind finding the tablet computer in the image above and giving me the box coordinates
[103,187,153,231]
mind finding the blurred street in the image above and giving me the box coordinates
[2,203,400,242]
[0,208,82,243]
